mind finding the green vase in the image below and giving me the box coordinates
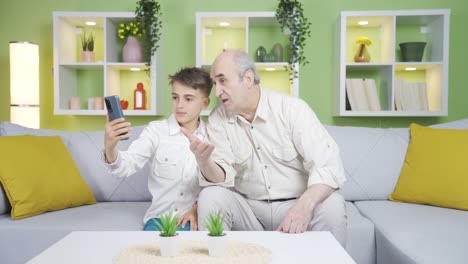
[271,43,284,62]
[255,46,266,62]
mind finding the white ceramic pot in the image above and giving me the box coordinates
[159,233,179,257]
[207,233,227,257]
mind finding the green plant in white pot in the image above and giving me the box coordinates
[205,211,226,257]
[154,211,179,257]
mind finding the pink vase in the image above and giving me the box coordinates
[122,36,143,63]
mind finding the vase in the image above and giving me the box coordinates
[354,44,371,63]
[255,46,266,62]
[122,36,143,63]
[399,42,426,62]
[271,43,284,62]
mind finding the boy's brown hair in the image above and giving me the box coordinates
[169,67,213,97]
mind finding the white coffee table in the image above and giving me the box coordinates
[27,231,355,264]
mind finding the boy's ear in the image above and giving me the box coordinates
[203,96,210,109]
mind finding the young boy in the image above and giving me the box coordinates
[103,67,212,231]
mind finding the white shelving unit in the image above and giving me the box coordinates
[53,11,164,116]
[335,9,450,116]
[196,12,299,115]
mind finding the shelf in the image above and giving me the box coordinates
[196,11,299,115]
[53,11,163,115]
[339,110,445,117]
[336,9,450,117]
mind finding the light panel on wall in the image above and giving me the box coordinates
[9,41,40,129]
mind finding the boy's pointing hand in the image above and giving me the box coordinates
[180,127,215,162]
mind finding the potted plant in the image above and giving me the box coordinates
[276,0,311,81]
[205,211,226,257]
[154,211,179,257]
[80,31,95,62]
[135,0,163,65]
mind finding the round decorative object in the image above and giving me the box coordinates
[399,42,427,62]
[263,53,276,63]
[271,43,284,62]
[122,36,143,63]
[354,44,371,63]
[255,46,267,62]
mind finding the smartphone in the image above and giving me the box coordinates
[104,95,128,140]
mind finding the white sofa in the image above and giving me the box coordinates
[1,119,468,264]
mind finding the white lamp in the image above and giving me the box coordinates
[9,41,40,129]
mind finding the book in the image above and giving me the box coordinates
[346,78,381,111]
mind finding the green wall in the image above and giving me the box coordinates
[1,0,467,131]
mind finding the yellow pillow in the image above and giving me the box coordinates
[389,123,468,210]
[0,135,96,219]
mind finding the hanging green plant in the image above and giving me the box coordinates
[135,0,163,65]
[276,0,311,81]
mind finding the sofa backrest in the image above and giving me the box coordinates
[2,118,468,210]
[328,118,468,202]
[0,122,152,207]
[326,125,409,201]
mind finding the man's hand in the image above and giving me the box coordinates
[177,205,198,231]
[104,115,131,163]
[277,184,335,234]
[276,200,314,234]
[180,127,214,164]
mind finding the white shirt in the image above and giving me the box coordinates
[200,88,346,200]
[106,114,203,223]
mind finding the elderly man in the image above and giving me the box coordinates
[181,49,347,246]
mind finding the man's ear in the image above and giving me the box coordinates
[243,69,255,87]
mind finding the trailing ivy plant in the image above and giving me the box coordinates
[276,0,311,81]
[135,0,163,65]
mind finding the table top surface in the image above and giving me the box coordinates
[27,231,356,264]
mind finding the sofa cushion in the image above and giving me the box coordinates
[355,200,468,264]
[0,122,152,203]
[66,128,152,202]
[345,202,375,264]
[0,202,150,264]
[0,121,71,144]
[0,122,74,214]
[327,125,408,201]
[0,135,96,219]
[390,124,468,210]
[0,187,10,215]
[328,118,468,202]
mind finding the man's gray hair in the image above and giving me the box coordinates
[230,50,261,85]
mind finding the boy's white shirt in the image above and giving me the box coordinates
[105,114,204,224]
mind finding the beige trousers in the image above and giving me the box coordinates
[197,186,347,247]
